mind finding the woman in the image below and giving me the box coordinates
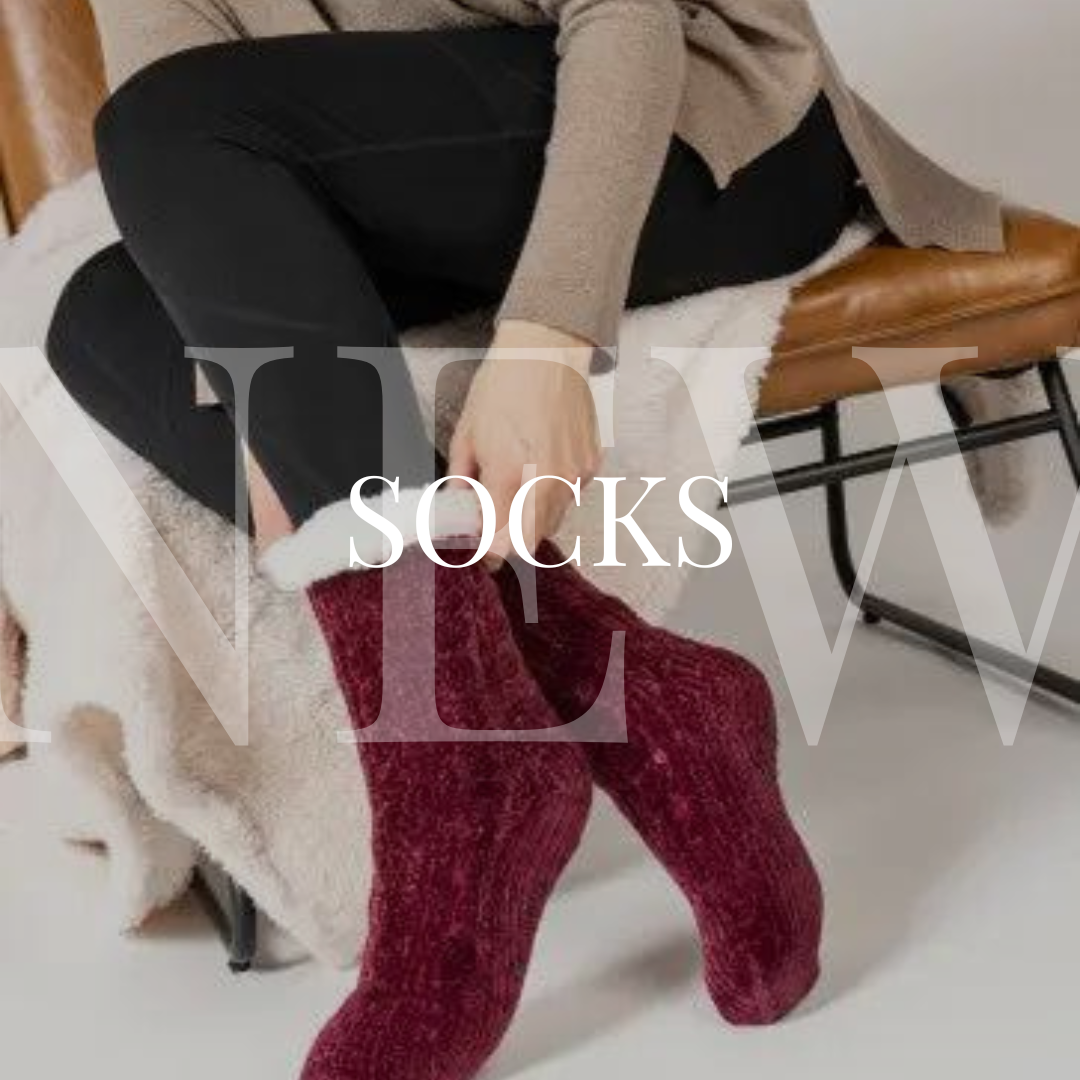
[46,2,1003,1078]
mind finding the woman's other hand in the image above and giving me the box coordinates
[449,319,600,563]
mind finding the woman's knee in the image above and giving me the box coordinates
[46,244,150,393]
[95,53,191,181]
[94,45,241,216]
[48,246,119,366]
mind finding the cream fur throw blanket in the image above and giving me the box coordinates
[0,172,1023,965]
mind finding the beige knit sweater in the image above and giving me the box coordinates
[88,0,1004,346]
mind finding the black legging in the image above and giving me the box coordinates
[47,27,860,531]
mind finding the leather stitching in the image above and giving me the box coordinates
[779,280,1080,362]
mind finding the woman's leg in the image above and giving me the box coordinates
[66,31,856,550]
[92,28,857,537]
[46,243,249,530]
[89,32,597,1080]
[303,546,591,1080]
[47,245,333,547]
[630,92,860,306]
[45,240,594,1080]
[92,29,561,533]
[497,548,823,1024]
[48,245,331,547]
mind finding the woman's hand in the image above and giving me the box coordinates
[449,319,600,563]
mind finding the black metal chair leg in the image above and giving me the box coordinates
[1039,359,1080,485]
[226,879,258,974]
[192,868,259,973]
[820,403,880,623]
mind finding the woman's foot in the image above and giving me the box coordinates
[496,545,821,1025]
[278,538,591,1080]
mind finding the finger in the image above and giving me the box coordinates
[535,485,574,548]
[486,473,520,561]
[481,548,508,572]
[509,480,567,561]
[485,470,538,567]
[514,482,539,558]
[447,429,477,487]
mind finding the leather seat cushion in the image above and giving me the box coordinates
[764,209,1080,416]
[0,0,105,227]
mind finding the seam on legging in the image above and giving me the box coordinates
[211,115,549,170]
[302,127,552,166]
[424,30,557,142]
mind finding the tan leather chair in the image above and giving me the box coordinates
[3,0,1080,963]
[0,0,104,226]
[764,212,1080,707]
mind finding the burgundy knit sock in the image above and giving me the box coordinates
[301,547,592,1080]
[496,544,822,1025]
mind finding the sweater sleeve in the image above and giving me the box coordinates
[87,0,237,88]
[88,1,339,89]
[496,0,687,347]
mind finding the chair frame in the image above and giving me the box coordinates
[731,356,1080,703]
[214,354,1080,973]
[193,870,259,973]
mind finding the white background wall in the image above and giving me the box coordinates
[813,0,1080,221]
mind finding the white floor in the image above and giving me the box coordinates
[4,1,1080,1077]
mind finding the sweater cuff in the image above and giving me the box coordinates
[496,276,623,352]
